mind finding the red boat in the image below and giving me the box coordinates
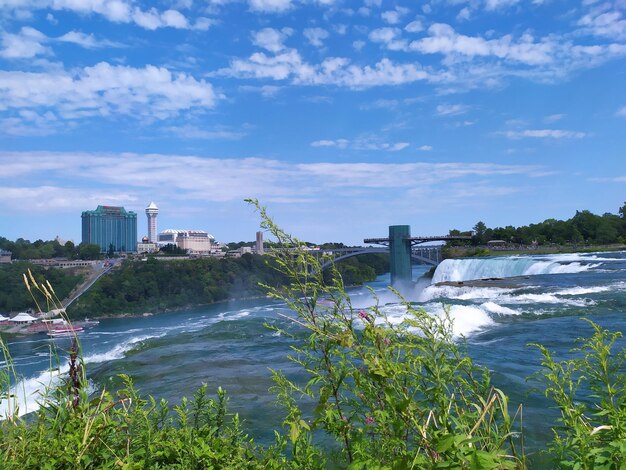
[47,326,84,337]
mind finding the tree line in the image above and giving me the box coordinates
[67,253,388,318]
[449,203,626,246]
[0,237,102,260]
[0,262,85,313]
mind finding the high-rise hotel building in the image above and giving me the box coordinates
[81,205,137,253]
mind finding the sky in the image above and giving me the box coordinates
[0,0,625,245]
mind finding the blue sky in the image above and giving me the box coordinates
[1,0,625,245]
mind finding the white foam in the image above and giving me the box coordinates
[547,262,602,274]
[480,302,521,316]
[556,286,610,296]
[420,285,516,302]
[377,303,495,338]
[0,364,66,419]
[1,333,165,419]
[83,333,165,364]
[218,310,251,321]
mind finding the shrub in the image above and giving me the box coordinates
[532,320,626,469]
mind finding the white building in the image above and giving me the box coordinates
[158,229,215,254]
[145,201,159,243]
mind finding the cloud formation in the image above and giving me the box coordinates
[0,151,547,212]
[0,63,219,130]
[499,129,587,139]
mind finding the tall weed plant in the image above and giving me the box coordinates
[249,199,524,469]
[532,320,626,469]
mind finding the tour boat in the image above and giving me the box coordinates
[47,325,84,337]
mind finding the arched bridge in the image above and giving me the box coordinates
[308,246,443,271]
[308,225,471,284]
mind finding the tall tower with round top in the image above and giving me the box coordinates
[145,201,158,243]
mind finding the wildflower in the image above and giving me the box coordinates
[384,337,391,346]
[358,310,369,321]
[365,416,375,425]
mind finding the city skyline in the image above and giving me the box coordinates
[1,1,625,245]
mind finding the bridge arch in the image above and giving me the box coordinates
[317,248,438,271]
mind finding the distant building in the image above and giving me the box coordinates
[226,246,253,258]
[255,231,264,255]
[158,229,215,254]
[0,250,12,264]
[145,201,158,243]
[81,205,137,253]
[137,235,158,254]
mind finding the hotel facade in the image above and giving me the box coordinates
[81,205,137,253]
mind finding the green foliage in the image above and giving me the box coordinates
[250,199,524,469]
[0,262,84,313]
[531,320,626,469]
[323,253,389,286]
[68,254,289,318]
[0,237,102,260]
[448,203,626,247]
[0,374,266,469]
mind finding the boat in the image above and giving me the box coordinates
[47,326,84,337]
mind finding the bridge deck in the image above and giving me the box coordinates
[364,235,472,245]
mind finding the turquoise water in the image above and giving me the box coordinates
[3,251,626,460]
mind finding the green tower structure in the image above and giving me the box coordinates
[389,225,412,284]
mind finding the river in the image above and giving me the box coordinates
[2,250,626,461]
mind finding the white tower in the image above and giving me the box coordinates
[145,201,158,243]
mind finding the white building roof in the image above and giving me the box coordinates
[147,201,158,210]
[11,312,38,322]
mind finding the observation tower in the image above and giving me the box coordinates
[145,201,159,243]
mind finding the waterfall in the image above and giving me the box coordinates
[432,255,601,283]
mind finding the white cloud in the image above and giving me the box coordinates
[0,27,50,59]
[311,138,409,151]
[500,129,587,139]
[578,6,626,40]
[353,40,366,51]
[485,0,521,11]
[543,113,565,123]
[223,50,434,88]
[0,63,219,124]
[405,20,423,33]
[303,27,329,47]
[165,125,245,140]
[1,110,61,136]
[381,7,409,25]
[410,23,554,65]
[369,27,408,51]
[456,7,471,22]
[436,103,469,116]
[248,0,293,12]
[0,27,124,59]
[418,145,433,151]
[616,106,626,117]
[0,151,546,212]
[311,139,349,148]
[252,28,292,52]
[56,31,121,49]
[1,1,196,30]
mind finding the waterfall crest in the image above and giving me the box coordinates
[432,255,599,283]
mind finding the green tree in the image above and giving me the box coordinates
[472,221,488,245]
[78,243,101,260]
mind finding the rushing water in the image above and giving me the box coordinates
[2,251,626,459]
